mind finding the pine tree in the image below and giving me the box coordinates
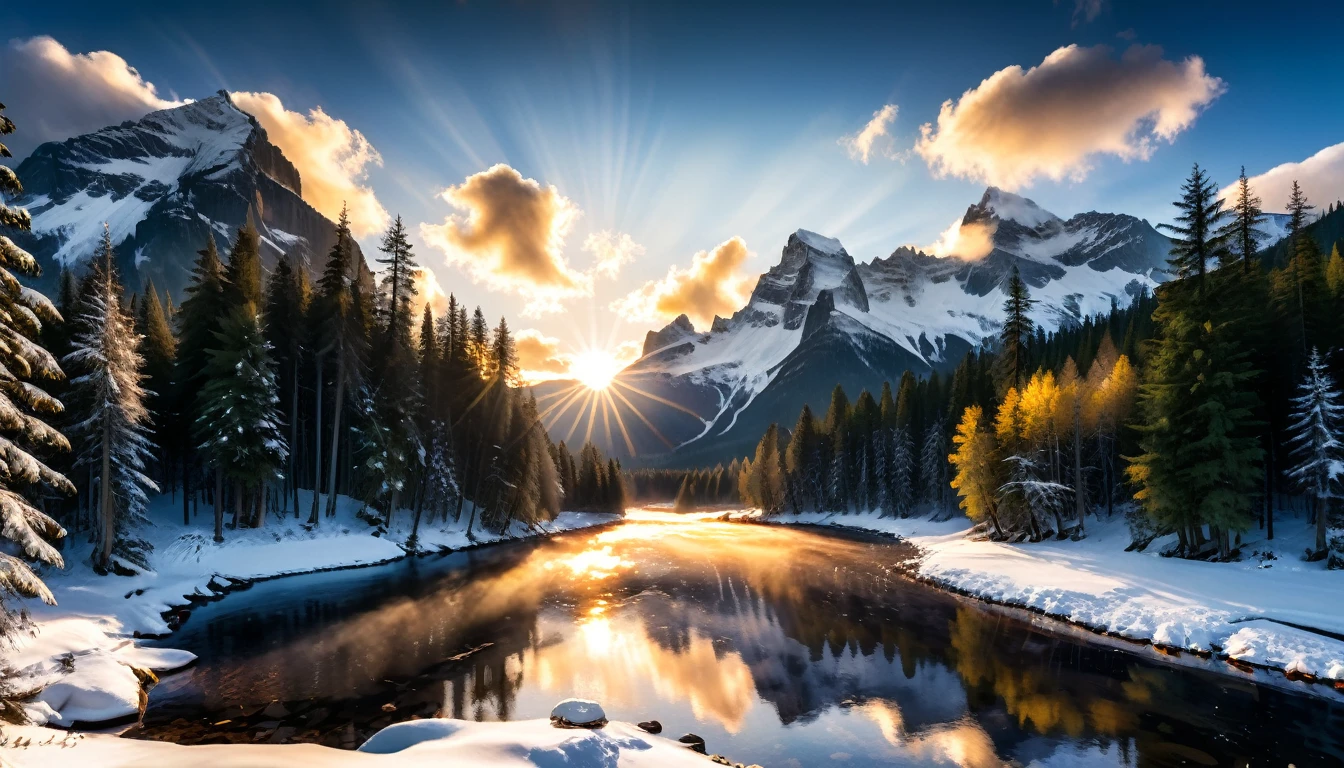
[0,100,76,638]
[749,424,786,514]
[65,229,158,572]
[263,253,308,516]
[1222,165,1266,270]
[312,205,366,521]
[174,233,227,524]
[377,215,418,348]
[920,419,946,511]
[1286,349,1344,555]
[492,317,517,385]
[1129,276,1263,558]
[998,267,1035,391]
[1274,182,1326,359]
[137,281,176,487]
[195,306,288,538]
[1287,180,1315,246]
[1158,163,1230,289]
[221,222,263,310]
[889,427,914,517]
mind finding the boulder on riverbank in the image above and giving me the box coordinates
[549,698,607,728]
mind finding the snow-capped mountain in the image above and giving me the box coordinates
[10,92,364,298]
[552,189,1175,466]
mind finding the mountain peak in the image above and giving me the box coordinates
[972,186,1060,229]
[13,93,361,300]
[792,229,846,256]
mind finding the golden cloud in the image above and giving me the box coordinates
[925,216,997,261]
[841,103,899,164]
[0,36,185,159]
[232,91,389,238]
[1226,142,1344,215]
[515,329,571,382]
[420,164,588,316]
[610,236,753,330]
[408,267,449,322]
[915,44,1224,190]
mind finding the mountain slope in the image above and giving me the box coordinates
[550,190,1176,467]
[10,92,365,298]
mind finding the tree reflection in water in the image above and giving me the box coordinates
[147,509,1344,766]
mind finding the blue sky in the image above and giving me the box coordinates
[3,0,1341,375]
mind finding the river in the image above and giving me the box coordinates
[135,508,1344,766]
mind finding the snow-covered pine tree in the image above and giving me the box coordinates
[195,305,288,540]
[889,427,914,517]
[0,100,75,640]
[423,421,460,519]
[920,420,946,512]
[65,228,159,573]
[1286,348,1344,557]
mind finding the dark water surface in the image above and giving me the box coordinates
[140,509,1344,766]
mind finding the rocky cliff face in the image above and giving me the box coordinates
[11,92,366,298]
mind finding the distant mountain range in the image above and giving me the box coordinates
[10,92,364,299]
[538,187,1300,467]
[6,100,1306,468]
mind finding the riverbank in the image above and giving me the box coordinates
[740,508,1344,689]
[1,717,714,767]
[6,492,618,728]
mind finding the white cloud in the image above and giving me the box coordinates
[1226,142,1344,214]
[0,36,184,159]
[231,91,389,238]
[841,104,900,164]
[610,237,754,330]
[915,44,1225,191]
[583,230,643,280]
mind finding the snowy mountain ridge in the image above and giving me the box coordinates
[11,92,363,298]
[598,190,1182,465]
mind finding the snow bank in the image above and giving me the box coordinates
[29,652,144,727]
[746,508,1344,686]
[2,719,709,767]
[6,491,617,727]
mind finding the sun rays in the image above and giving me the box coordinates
[535,370,699,457]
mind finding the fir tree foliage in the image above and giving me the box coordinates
[64,229,158,572]
[0,100,75,639]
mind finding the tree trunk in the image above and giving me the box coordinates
[233,482,243,529]
[324,346,347,519]
[182,443,191,526]
[1073,409,1085,532]
[213,469,224,542]
[310,350,326,524]
[293,364,302,518]
[99,418,114,570]
[1317,495,1330,554]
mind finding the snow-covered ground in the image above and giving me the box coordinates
[6,492,618,728]
[1,718,710,767]
[740,508,1344,687]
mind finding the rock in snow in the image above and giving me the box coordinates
[549,698,608,728]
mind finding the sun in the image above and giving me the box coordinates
[570,348,624,391]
